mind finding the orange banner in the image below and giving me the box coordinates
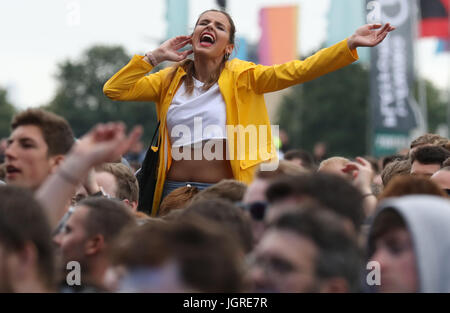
[259,6,299,65]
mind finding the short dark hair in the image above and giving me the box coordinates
[368,209,406,258]
[182,198,254,253]
[270,207,362,292]
[410,145,450,167]
[111,216,243,292]
[77,197,135,243]
[382,154,406,169]
[284,149,315,169]
[266,173,365,232]
[0,186,55,289]
[11,109,74,156]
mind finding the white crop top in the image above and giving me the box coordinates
[167,77,227,148]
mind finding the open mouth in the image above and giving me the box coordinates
[200,32,215,47]
[6,165,21,176]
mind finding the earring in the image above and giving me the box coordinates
[225,52,230,60]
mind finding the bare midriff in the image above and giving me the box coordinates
[166,140,234,183]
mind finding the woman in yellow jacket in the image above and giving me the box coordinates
[104,9,394,215]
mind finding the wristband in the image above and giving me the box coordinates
[145,52,158,67]
[362,193,375,198]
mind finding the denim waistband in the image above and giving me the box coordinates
[164,180,214,189]
[162,180,214,202]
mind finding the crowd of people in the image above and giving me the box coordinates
[1,8,432,294]
[1,108,450,293]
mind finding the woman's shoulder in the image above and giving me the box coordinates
[157,64,181,77]
[225,58,258,72]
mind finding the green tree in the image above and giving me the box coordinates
[0,88,16,139]
[414,80,448,133]
[277,60,449,158]
[45,45,157,141]
[277,63,370,158]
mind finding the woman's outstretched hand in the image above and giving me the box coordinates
[147,35,193,64]
[347,23,396,50]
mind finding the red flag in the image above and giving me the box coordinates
[420,0,449,38]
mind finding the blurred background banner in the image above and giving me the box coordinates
[326,0,370,64]
[258,6,299,65]
[436,38,450,53]
[234,37,249,61]
[166,0,189,39]
[420,0,449,38]
[368,0,424,157]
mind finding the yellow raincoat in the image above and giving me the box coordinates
[104,39,358,215]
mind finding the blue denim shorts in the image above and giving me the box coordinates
[161,180,213,202]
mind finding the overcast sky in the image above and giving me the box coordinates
[0,0,448,109]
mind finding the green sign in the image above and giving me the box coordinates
[373,131,410,157]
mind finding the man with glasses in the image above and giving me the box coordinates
[241,160,307,243]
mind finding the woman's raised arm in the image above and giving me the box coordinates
[103,55,163,102]
[246,23,395,95]
[103,35,193,102]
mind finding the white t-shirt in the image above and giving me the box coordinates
[167,77,227,148]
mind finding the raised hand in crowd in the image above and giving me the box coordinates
[81,168,102,196]
[342,157,377,218]
[35,123,142,229]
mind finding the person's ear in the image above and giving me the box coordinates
[122,199,131,207]
[85,234,105,256]
[49,155,65,173]
[225,44,234,56]
[122,199,138,212]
